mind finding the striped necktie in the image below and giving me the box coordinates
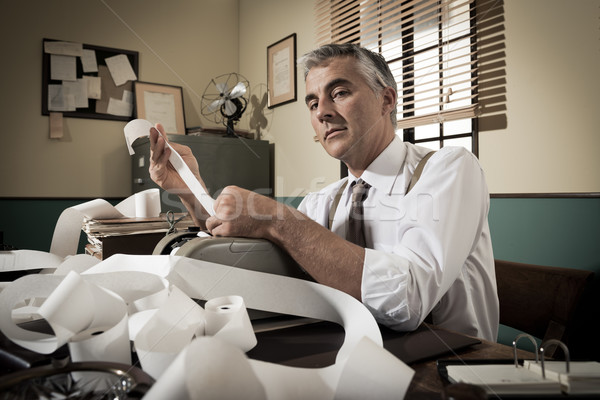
[347,179,371,247]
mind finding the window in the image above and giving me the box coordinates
[315,0,479,154]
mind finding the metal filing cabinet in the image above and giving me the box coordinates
[131,134,273,213]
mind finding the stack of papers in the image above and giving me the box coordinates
[82,214,195,257]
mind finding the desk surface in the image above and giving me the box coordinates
[248,319,535,399]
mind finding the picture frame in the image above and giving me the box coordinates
[134,81,186,135]
[267,33,297,108]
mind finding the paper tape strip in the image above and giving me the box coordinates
[124,119,215,216]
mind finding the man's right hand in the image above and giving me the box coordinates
[149,123,202,194]
[149,123,209,226]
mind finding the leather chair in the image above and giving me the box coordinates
[494,259,594,359]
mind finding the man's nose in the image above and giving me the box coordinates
[316,99,334,122]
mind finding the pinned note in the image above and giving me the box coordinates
[105,54,137,86]
[81,49,98,73]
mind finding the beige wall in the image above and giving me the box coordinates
[239,0,600,196]
[0,0,238,197]
[1,0,598,199]
[479,0,600,193]
[238,0,338,198]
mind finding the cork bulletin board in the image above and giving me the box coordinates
[42,38,139,121]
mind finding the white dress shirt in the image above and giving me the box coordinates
[298,136,499,341]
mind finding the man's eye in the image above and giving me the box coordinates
[333,90,349,99]
[309,101,318,110]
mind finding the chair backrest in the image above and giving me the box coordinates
[495,259,594,358]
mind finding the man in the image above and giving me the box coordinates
[149,44,499,341]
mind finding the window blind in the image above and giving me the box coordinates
[314,0,479,130]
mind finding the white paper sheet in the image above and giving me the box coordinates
[83,75,101,99]
[104,54,137,86]
[62,79,88,108]
[50,54,77,81]
[81,49,98,73]
[107,96,133,117]
[44,41,83,57]
[48,84,75,112]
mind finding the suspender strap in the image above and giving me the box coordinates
[406,151,435,194]
[328,180,348,230]
[327,150,435,230]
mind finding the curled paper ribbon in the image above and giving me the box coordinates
[0,272,130,365]
[0,255,414,399]
[97,255,415,399]
[133,286,207,379]
[49,188,160,258]
[0,258,259,380]
[0,250,64,273]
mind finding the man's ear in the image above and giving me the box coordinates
[380,86,397,117]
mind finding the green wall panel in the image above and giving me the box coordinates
[4,196,597,270]
[0,198,119,253]
[2,195,598,359]
[489,197,600,272]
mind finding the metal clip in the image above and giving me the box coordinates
[513,333,539,368]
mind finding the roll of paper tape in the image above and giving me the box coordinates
[68,315,130,365]
[205,295,256,352]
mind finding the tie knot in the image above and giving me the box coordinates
[351,179,371,203]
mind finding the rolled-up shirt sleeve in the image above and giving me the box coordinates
[361,146,494,334]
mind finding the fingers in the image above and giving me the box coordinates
[149,123,165,145]
[150,124,167,151]
[150,128,171,164]
[205,216,222,234]
[206,188,240,236]
[213,188,239,221]
[156,123,165,136]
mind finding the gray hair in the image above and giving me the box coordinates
[299,43,397,126]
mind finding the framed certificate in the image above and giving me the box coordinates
[267,33,297,108]
[134,81,186,135]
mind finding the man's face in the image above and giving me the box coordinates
[305,56,391,167]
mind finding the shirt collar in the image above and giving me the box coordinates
[348,135,407,195]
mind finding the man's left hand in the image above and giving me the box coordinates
[206,186,284,239]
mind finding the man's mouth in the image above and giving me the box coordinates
[325,127,345,140]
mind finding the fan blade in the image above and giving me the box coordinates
[229,81,247,99]
[215,82,228,95]
[224,100,237,116]
[207,98,225,113]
